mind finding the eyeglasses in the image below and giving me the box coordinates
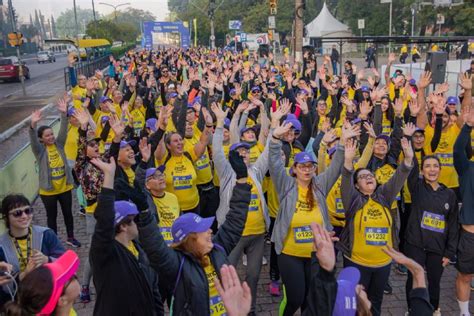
[357,173,375,181]
[9,206,33,218]
[296,164,315,171]
[149,173,165,180]
[87,140,99,147]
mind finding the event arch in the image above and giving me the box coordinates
[142,21,190,49]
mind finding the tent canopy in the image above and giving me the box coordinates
[305,2,351,38]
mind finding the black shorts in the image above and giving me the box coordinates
[456,229,474,274]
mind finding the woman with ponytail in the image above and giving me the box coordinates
[268,119,359,316]
[3,250,80,316]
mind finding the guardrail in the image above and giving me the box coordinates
[63,55,110,90]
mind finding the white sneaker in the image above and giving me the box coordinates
[242,254,247,266]
[433,308,441,316]
[262,256,268,265]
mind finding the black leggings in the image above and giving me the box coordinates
[343,257,391,316]
[40,190,74,238]
[405,243,444,310]
[197,183,220,233]
[399,203,412,254]
[269,217,280,281]
[278,253,311,316]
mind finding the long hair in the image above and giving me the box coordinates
[291,171,316,210]
[171,233,210,267]
[3,266,53,316]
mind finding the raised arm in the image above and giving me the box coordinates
[457,72,472,128]
[454,120,473,176]
[416,71,432,129]
[28,110,43,158]
[55,98,69,146]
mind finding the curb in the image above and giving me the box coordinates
[0,102,54,143]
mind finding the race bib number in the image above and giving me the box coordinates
[173,175,192,190]
[51,166,65,180]
[159,227,173,245]
[104,143,111,151]
[421,211,445,233]
[382,125,391,135]
[195,155,209,170]
[436,153,453,167]
[365,227,389,246]
[249,194,259,211]
[336,198,345,214]
[209,295,227,316]
[293,226,313,243]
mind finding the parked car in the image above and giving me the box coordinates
[0,56,30,82]
[37,51,56,63]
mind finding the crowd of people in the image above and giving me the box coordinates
[0,46,473,316]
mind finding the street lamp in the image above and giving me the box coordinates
[99,2,130,22]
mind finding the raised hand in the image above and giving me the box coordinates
[363,122,376,139]
[359,100,373,118]
[388,52,396,64]
[341,122,361,142]
[139,137,151,162]
[202,107,213,126]
[344,138,358,162]
[215,264,252,316]
[459,72,472,91]
[91,156,116,176]
[434,82,449,95]
[310,223,337,272]
[322,129,337,144]
[401,137,414,163]
[271,98,291,123]
[367,76,376,88]
[402,122,416,137]
[109,114,125,139]
[73,108,90,127]
[31,110,42,128]
[432,94,447,115]
[418,71,432,89]
[393,98,403,117]
[57,97,68,114]
[408,98,421,117]
[211,102,229,123]
[273,121,293,139]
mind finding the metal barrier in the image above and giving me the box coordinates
[63,55,111,90]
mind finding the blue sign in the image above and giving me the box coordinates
[239,32,247,42]
[142,21,190,49]
[228,20,242,30]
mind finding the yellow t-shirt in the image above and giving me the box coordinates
[71,86,86,109]
[64,125,79,162]
[204,257,226,316]
[242,178,266,236]
[14,237,29,272]
[123,167,135,186]
[184,134,213,185]
[282,186,323,258]
[374,164,400,209]
[349,198,392,267]
[130,107,145,137]
[152,192,180,245]
[156,152,199,211]
[249,143,264,165]
[402,150,422,204]
[381,114,392,136]
[127,241,139,259]
[39,145,73,196]
[288,144,302,166]
[326,177,345,227]
[424,124,460,188]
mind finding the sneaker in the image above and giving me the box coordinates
[433,308,441,316]
[396,264,408,275]
[384,282,393,295]
[269,281,281,296]
[262,256,268,265]
[78,208,86,216]
[80,285,91,303]
[66,238,82,248]
[242,254,247,266]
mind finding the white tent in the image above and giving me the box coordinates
[304,2,354,54]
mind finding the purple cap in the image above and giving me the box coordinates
[230,142,251,151]
[284,118,302,132]
[286,113,297,121]
[171,212,215,243]
[271,68,278,73]
[409,79,416,86]
[333,267,360,316]
[224,118,231,129]
[166,92,178,99]
[229,88,237,95]
[375,134,391,145]
[341,89,349,96]
[251,86,261,93]
[146,118,157,132]
[119,139,137,149]
[294,152,316,164]
[240,126,255,136]
[192,96,202,105]
[297,89,309,95]
[101,116,110,124]
[447,96,458,105]
[99,96,112,103]
[361,86,370,93]
[67,107,75,117]
[145,165,166,179]
[327,146,337,157]
[114,200,139,225]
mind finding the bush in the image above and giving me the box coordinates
[111,44,136,59]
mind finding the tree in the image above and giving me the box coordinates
[19,24,39,41]
[56,7,95,38]
[105,8,156,32]
[51,15,57,38]
[85,19,139,43]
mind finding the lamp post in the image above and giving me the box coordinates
[98,2,130,23]
[92,0,98,37]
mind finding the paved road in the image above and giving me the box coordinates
[0,55,67,100]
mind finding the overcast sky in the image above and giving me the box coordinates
[11,0,169,22]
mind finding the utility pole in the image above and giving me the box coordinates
[73,0,79,42]
[208,0,215,49]
[7,0,26,96]
[92,0,97,37]
[294,0,304,62]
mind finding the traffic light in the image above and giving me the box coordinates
[269,0,277,15]
[8,32,24,47]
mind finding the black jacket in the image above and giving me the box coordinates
[454,124,474,225]
[137,183,251,316]
[405,158,459,258]
[90,188,163,316]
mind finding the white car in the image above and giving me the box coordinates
[37,51,56,63]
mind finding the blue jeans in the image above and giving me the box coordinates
[331,60,338,75]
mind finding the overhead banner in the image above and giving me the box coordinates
[142,21,191,49]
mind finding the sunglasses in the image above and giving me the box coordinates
[9,206,33,218]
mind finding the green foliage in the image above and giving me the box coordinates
[56,7,95,38]
[111,44,136,59]
[104,8,156,31]
[86,20,140,43]
[18,24,39,40]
